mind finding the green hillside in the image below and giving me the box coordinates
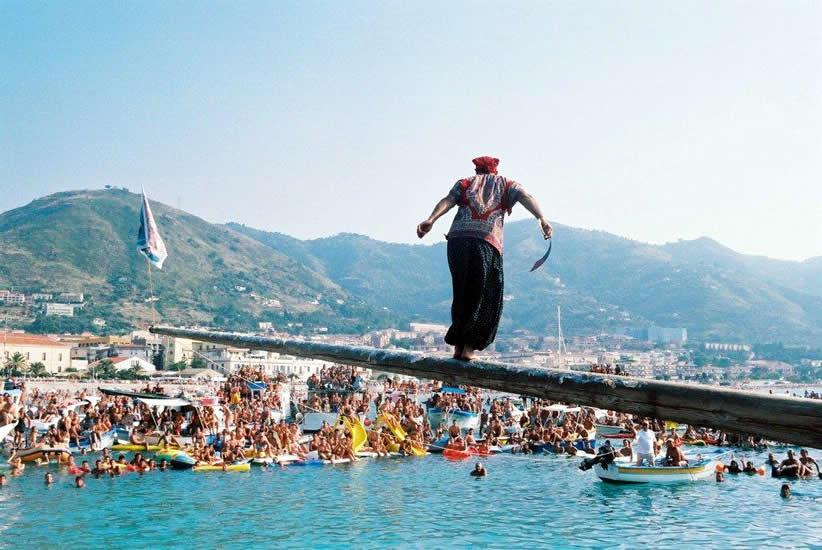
[232,221,822,345]
[0,189,397,333]
[1,189,819,345]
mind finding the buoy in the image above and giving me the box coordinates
[757,467,765,476]
[715,463,725,473]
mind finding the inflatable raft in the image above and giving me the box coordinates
[192,463,251,472]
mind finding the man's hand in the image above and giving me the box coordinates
[416,220,433,239]
[540,218,554,240]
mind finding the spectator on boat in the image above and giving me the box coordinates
[448,421,461,441]
[619,440,633,458]
[633,421,656,466]
[470,462,487,477]
[664,439,687,467]
[416,156,552,361]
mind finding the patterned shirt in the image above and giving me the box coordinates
[446,174,525,255]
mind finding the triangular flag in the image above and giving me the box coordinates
[137,190,168,269]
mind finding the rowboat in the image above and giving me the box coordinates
[594,459,716,484]
[427,408,479,433]
[595,424,627,437]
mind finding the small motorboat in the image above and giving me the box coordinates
[594,458,716,484]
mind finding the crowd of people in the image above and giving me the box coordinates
[589,363,631,376]
[0,370,819,493]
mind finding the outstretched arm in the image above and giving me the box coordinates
[518,192,553,239]
[416,195,457,238]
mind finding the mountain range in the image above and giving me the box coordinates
[0,189,820,345]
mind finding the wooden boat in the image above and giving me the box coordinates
[594,459,716,484]
[595,424,628,437]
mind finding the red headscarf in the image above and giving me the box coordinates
[472,156,500,174]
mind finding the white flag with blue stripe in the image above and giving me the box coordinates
[137,189,168,269]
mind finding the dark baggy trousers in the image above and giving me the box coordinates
[444,237,504,351]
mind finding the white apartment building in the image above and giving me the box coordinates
[1,334,73,373]
[45,303,75,317]
[193,343,326,379]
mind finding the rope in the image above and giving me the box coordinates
[146,260,157,327]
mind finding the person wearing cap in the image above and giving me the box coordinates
[417,156,552,361]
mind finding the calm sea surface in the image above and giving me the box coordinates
[1,447,820,549]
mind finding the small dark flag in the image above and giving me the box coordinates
[529,239,552,272]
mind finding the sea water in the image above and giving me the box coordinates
[1,448,820,549]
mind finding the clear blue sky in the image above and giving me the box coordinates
[1,1,820,260]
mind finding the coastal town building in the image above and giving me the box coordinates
[45,303,75,317]
[192,342,326,379]
[88,356,156,374]
[57,292,85,303]
[0,291,26,305]
[0,333,72,373]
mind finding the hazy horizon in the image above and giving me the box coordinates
[2,2,820,261]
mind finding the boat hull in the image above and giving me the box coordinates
[594,461,716,484]
[427,408,479,433]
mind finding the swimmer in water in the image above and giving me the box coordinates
[470,462,486,477]
[75,476,85,488]
[715,471,725,483]
[44,472,54,486]
[780,483,791,499]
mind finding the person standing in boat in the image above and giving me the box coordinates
[416,156,553,361]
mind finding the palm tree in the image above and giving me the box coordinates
[29,362,47,377]
[4,352,27,377]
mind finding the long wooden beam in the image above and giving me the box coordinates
[150,326,822,448]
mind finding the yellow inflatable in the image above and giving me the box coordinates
[378,412,407,442]
[340,415,368,452]
[112,444,165,452]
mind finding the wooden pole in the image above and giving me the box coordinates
[150,326,822,448]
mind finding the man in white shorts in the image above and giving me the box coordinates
[633,421,657,466]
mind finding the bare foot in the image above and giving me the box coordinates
[460,346,476,361]
[453,345,464,359]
